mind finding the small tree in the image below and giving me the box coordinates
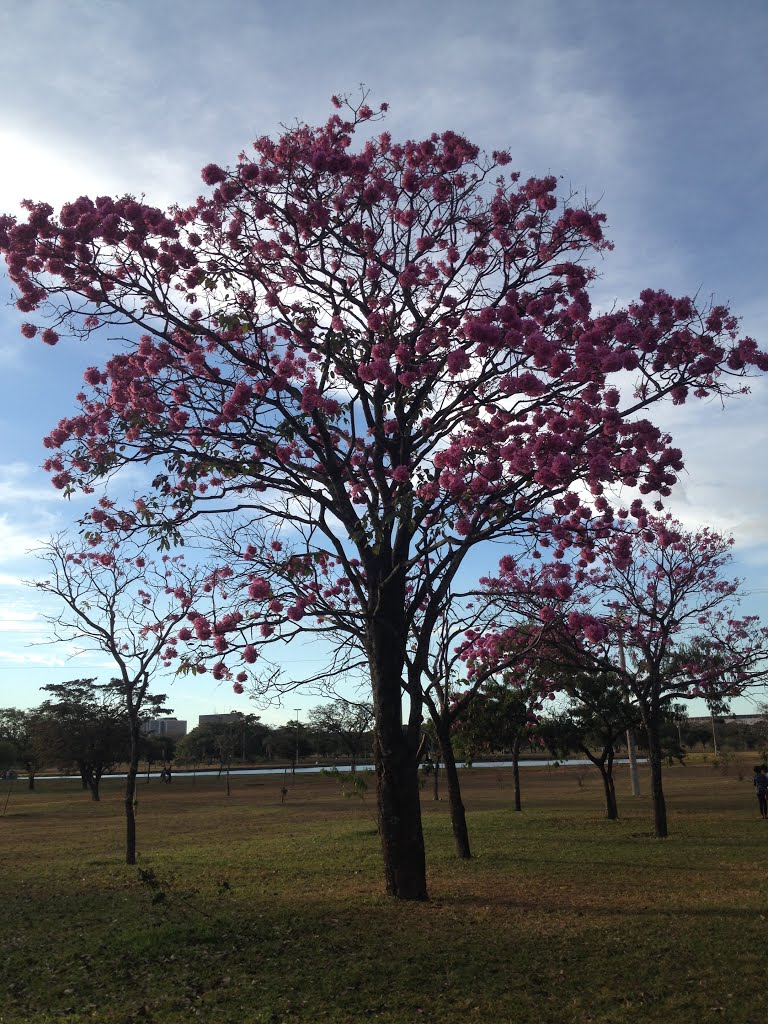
[538,677,642,820]
[31,533,208,862]
[454,677,545,812]
[0,708,41,790]
[35,679,129,800]
[308,699,373,769]
[0,739,16,772]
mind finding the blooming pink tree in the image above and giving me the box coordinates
[481,518,768,837]
[32,532,211,863]
[3,94,767,897]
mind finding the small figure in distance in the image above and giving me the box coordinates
[752,764,768,819]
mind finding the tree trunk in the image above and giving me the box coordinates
[605,746,618,819]
[368,577,427,900]
[124,725,140,865]
[579,745,618,819]
[372,729,426,899]
[437,725,471,859]
[600,760,618,820]
[643,699,668,838]
[27,770,35,792]
[512,733,523,812]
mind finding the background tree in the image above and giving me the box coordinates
[749,705,768,762]
[138,732,178,781]
[4,98,767,898]
[0,738,19,774]
[34,679,129,800]
[174,726,216,768]
[496,518,768,837]
[175,717,261,765]
[307,699,373,769]
[31,533,208,863]
[664,636,736,756]
[418,595,544,858]
[538,674,643,819]
[453,676,545,813]
[531,639,646,819]
[223,711,270,762]
[0,708,42,790]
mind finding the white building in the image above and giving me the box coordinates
[140,717,188,739]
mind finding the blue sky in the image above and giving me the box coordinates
[0,0,767,726]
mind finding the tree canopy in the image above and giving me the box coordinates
[3,96,766,897]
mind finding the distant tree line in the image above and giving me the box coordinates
[448,687,768,822]
[0,679,170,798]
[174,701,374,771]
[0,692,375,788]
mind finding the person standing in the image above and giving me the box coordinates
[752,765,768,819]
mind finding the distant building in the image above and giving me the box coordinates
[687,714,764,727]
[140,717,188,739]
[198,713,242,727]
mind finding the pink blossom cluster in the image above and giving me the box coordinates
[1,100,767,696]
[469,516,768,705]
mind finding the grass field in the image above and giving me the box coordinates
[1,758,767,1024]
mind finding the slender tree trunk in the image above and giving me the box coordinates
[512,733,523,812]
[368,578,427,901]
[124,725,141,865]
[579,745,618,819]
[437,724,471,859]
[642,698,668,838]
[600,757,618,820]
[27,769,36,792]
[605,746,617,819]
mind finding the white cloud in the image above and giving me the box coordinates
[0,514,45,566]
[0,649,65,668]
[648,378,768,548]
[0,462,70,507]
[0,604,40,634]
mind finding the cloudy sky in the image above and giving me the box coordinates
[1,0,766,726]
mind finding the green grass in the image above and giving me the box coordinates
[1,760,766,1023]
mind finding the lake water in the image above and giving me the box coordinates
[35,758,643,781]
